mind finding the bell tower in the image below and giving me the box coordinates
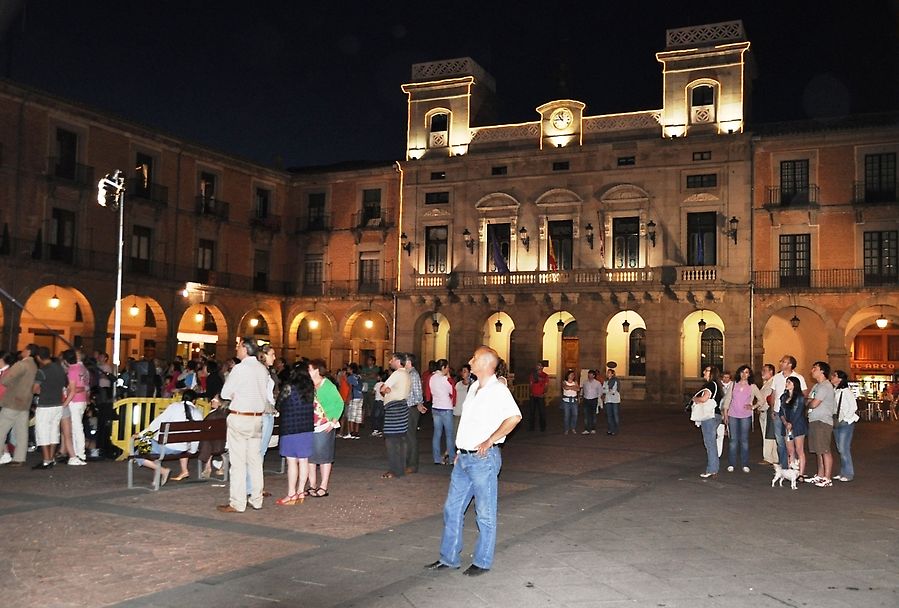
[656,20,751,138]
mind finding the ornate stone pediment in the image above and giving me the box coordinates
[423,207,452,217]
[599,184,650,203]
[683,193,720,203]
[535,188,583,207]
[475,192,520,211]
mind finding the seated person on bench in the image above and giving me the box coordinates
[132,390,204,485]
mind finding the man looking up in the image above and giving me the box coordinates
[425,346,522,577]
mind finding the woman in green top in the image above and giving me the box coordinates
[307,359,344,497]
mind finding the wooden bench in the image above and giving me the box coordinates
[127,418,229,491]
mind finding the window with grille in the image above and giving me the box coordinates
[54,128,78,180]
[253,249,269,291]
[303,255,323,295]
[779,160,809,205]
[425,226,448,274]
[779,234,810,287]
[864,230,898,286]
[864,153,896,203]
[613,217,640,269]
[308,192,325,229]
[700,328,724,375]
[425,191,449,205]
[359,253,380,292]
[686,174,717,188]
[687,212,717,266]
[49,208,75,262]
[254,188,271,219]
[197,239,214,270]
[362,189,381,223]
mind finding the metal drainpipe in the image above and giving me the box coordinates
[749,135,756,370]
[393,160,404,353]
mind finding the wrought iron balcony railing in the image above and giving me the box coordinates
[127,178,168,206]
[48,156,94,187]
[194,196,230,221]
[853,181,897,205]
[352,207,393,230]
[295,214,332,233]
[766,184,820,207]
[752,269,898,290]
[299,279,393,297]
[249,213,281,232]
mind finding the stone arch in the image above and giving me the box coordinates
[21,285,95,352]
[598,184,651,203]
[755,295,840,349]
[534,188,583,206]
[474,192,520,211]
[105,294,169,360]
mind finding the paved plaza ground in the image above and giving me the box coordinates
[1,403,897,608]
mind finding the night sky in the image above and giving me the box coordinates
[4,1,898,168]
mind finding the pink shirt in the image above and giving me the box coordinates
[429,373,454,410]
[728,382,753,418]
[67,362,90,402]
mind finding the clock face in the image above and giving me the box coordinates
[551,108,573,130]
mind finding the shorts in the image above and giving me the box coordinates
[35,406,64,446]
[807,420,833,454]
[346,398,363,424]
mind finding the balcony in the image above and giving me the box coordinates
[195,196,230,221]
[300,279,392,297]
[295,214,332,233]
[853,181,897,205]
[249,213,281,233]
[352,207,393,230]
[48,156,94,188]
[765,185,820,207]
[127,178,168,207]
[753,269,899,291]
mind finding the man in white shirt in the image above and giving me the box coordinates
[425,346,521,577]
[769,355,807,469]
[217,338,274,513]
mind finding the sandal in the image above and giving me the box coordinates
[381,471,396,479]
[171,472,190,481]
[309,487,329,497]
[814,479,833,487]
[303,487,319,496]
[275,493,303,506]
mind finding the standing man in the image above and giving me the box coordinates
[380,352,411,478]
[217,338,274,513]
[770,355,807,469]
[405,353,426,474]
[602,365,622,435]
[758,363,778,465]
[527,362,549,432]
[0,344,39,467]
[95,352,115,457]
[425,346,521,576]
[806,361,836,487]
[32,347,68,469]
[581,369,603,434]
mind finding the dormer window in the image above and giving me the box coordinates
[429,112,449,148]
[689,84,716,125]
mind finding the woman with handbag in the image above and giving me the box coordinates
[830,370,859,482]
[780,376,808,478]
[692,365,723,479]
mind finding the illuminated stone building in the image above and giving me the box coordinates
[751,115,899,395]
[395,22,754,400]
[0,82,396,368]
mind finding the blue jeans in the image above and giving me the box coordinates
[833,422,855,480]
[771,413,788,468]
[605,402,620,434]
[727,416,751,468]
[432,409,455,463]
[561,398,578,432]
[439,447,502,569]
[700,416,720,474]
[247,412,274,491]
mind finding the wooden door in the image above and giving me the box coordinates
[561,337,579,376]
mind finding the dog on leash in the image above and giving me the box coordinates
[771,461,801,490]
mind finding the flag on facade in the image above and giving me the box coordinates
[597,213,605,268]
[548,233,558,271]
[696,234,704,265]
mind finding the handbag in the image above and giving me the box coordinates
[833,392,843,427]
[690,398,717,422]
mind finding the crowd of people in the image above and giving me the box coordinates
[690,354,860,487]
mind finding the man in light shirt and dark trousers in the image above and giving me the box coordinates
[217,338,274,513]
[425,346,522,577]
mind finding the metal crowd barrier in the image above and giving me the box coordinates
[110,397,211,460]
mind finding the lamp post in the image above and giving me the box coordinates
[97,170,126,380]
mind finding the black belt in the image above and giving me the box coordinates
[457,445,499,454]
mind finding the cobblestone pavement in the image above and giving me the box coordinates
[1,404,897,607]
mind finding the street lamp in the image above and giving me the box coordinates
[97,170,126,378]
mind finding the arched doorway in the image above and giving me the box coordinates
[176,304,227,360]
[293,311,334,364]
[607,310,646,377]
[418,311,449,363]
[21,285,95,354]
[348,309,390,368]
[846,304,899,396]
[484,312,514,364]
[761,306,826,376]
[540,311,576,378]
[683,309,726,378]
[239,310,273,348]
[105,295,168,361]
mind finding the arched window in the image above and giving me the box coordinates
[430,113,448,133]
[700,328,724,375]
[628,328,646,376]
[689,84,716,125]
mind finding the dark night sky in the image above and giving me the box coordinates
[4,1,899,168]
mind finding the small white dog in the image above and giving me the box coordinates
[771,461,801,490]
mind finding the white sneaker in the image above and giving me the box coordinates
[68,457,87,466]
[0,452,12,465]
[590,430,596,434]
[742,467,750,473]
[89,448,100,458]
[581,430,590,435]
[726,466,734,472]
